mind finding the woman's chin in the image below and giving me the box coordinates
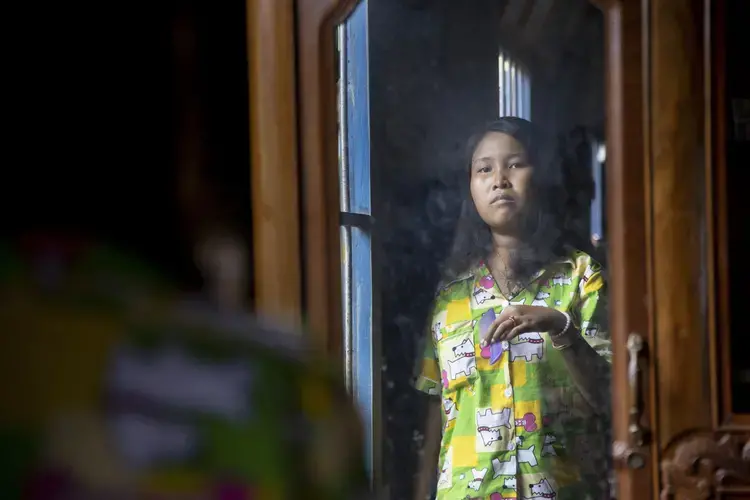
[485,217,519,234]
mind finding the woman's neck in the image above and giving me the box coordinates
[491,232,521,263]
[488,232,523,297]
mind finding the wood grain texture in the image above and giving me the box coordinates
[650,0,712,447]
[247,0,302,324]
[599,0,661,495]
[600,0,656,496]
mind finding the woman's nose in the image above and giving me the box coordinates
[493,170,511,189]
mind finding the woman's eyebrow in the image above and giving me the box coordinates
[472,157,493,164]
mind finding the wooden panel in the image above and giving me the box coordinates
[650,0,710,445]
[247,0,302,324]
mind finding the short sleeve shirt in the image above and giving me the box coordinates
[414,250,611,500]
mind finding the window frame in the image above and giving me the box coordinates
[336,1,380,486]
[498,50,531,119]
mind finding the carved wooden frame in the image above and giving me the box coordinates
[660,430,750,499]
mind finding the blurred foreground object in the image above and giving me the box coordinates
[0,233,369,499]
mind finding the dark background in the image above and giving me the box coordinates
[5,0,251,293]
[725,0,750,415]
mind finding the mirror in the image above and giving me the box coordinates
[335,1,611,498]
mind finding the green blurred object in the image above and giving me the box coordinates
[0,429,40,500]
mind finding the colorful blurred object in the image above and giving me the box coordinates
[0,233,369,499]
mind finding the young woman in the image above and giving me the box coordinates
[414,118,611,500]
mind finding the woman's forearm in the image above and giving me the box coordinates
[557,331,611,413]
[414,399,442,500]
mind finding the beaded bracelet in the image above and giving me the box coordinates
[550,311,575,350]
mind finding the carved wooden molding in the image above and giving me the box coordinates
[660,430,750,499]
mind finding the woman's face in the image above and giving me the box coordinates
[469,131,534,232]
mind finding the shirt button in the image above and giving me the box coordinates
[505,387,513,398]
[501,341,510,350]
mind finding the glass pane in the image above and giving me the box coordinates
[338,2,372,216]
[337,0,376,481]
[336,1,611,498]
[351,225,375,474]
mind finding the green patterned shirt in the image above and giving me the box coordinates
[415,250,611,500]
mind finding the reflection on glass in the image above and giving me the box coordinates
[414,118,611,500]
[591,142,606,247]
[499,52,531,120]
[336,1,609,498]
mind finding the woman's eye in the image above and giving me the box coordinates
[478,165,492,173]
[508,161,524,169]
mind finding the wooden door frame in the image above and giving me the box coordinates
[247,0,302,326]
[293,0,362,356]
[592,0,655,496]
[249,0,656,497]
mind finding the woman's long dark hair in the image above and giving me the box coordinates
[441,117,583,287]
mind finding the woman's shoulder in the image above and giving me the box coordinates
[569,248,603,269]
[431,269,477,311]
[554,249,607,298]
[557,248,605,279]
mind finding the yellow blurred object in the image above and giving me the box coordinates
[0,297,123,427]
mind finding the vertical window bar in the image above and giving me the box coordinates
[511,63,517,116]
[504,56,510,117]
[337,22,353,392]
[340,226,353,391]
[337,24,350,214]
[518,69,525,119]
[498,54,505,116]
[500,52,504,116]
[518,65,523,118]
[524,72,531,120]
[591,142,606,244]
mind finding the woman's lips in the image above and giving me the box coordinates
[490,197,515,205]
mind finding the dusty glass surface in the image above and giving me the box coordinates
[336,1,610,498]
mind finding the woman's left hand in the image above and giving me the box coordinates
[480,305,567,347]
